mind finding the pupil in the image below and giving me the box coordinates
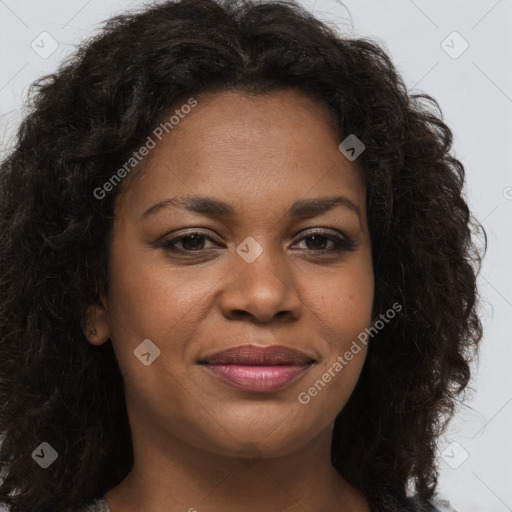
[307,235,327,250]
[183,234,204,250]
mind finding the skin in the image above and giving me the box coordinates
[86,88,375,512]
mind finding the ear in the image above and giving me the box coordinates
[83,294,111,346]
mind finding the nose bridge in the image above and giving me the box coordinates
[237,236,288,288]
[219,235,302,322]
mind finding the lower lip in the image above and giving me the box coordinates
[201,363,313,392]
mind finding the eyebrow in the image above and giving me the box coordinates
[140,194,361,221]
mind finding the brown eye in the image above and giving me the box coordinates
[161,233,216,253]
[177,234,207,251]
[292,232,357,253]
[159,229,357,256]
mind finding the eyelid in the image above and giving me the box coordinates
[155,227,218,243]
[293,227,347,240]
[291,229,358,252]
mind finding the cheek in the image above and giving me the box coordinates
[106,235,210,341]
[104,234,229,385]
[315,257,374,344]
[305,260,374,401]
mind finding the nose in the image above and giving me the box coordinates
[219,246,303,324]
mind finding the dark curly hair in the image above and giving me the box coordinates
[0,0,486,510]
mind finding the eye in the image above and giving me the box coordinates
[159,229,358,255]
[292,230,357,254]
[160,232,216,253]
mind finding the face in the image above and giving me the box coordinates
[87,88,375,460]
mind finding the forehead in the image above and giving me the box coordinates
[117,89,366,219]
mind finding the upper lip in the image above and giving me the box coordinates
[199,344,316,366]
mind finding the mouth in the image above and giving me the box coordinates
[198,344,316,393]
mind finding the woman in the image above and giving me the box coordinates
[0,0,485,510]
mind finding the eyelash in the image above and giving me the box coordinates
[159,230,358,255]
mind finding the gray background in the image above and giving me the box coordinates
[1,1,511,511]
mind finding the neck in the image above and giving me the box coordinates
[104,421,370,512]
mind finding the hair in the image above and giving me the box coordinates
[0,0,486,510]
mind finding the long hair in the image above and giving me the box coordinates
[0,1,485,510]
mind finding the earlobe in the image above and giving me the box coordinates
[83,296,111,346]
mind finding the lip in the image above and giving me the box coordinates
[198,344,316,393]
